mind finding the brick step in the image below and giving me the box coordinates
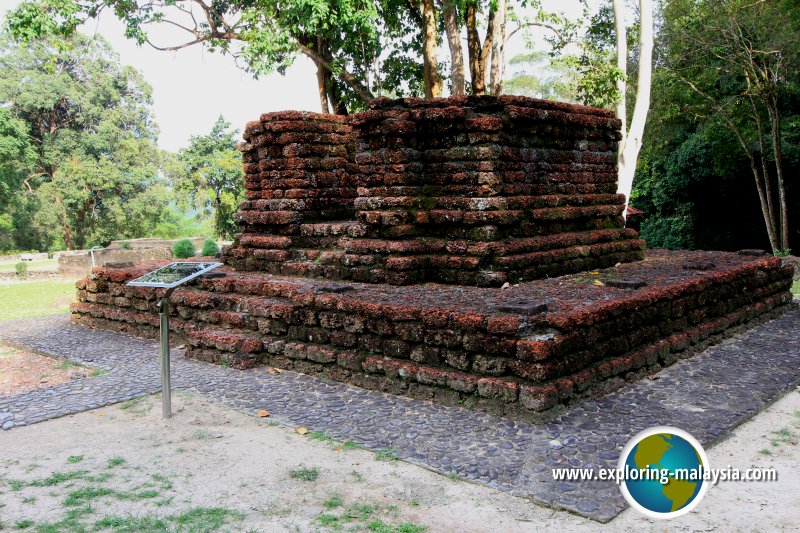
[352,194,625,212]
[299,220,366,237]
[225,243,646,286]
[515,283,793,383]
[518,275,794,363]
[185,326,270,368]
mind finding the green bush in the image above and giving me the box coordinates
[201,239,219,257]
[0,249,39,256]
[15,261,27,278]
[119,241,132,250]
[172,239,196,259]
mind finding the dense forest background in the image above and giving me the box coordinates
[0,0,797,255]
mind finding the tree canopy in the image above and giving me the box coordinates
[0,32,170,250]
[172,116,244,240]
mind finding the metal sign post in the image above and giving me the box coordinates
[127,261,223,419]
[158,289,175,418]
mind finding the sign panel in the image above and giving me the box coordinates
[126,261,223,289]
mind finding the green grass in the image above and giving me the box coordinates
[66,455,84,464]
[63,484,163,507]
[374,449,399,462]
[118,396,152,415]
[769,426,796,447]
[56,507,245,533]
[791,280,799,299]
[323,493,343,509]
[315,497,427,533]
[13,519,34,529]
[309,431,334,443]
[0,259,57,273]
[0,280,76,321]
[307,431,364,452]
[289,466,320,481]
[366,520,427,533]
[28,470,90,487]
[63,486,115,506]
[106,456,126,468]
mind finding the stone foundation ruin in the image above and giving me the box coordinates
[71,95,795,419]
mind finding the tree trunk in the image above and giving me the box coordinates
[315,37,330,114]
[443,1,466,96]
[318,40,348,115]
[766,97,789,252]
[422,0,442,98]
[749,158,780,252]
[481,6,496,89]
[214,193,223,240]
[326,76,348,115]
[465,3,485,95]
[46,162,73,250]
[751,99,776,231]
[296,42,374,104]
[489,0,507,95]
[613,0,627,146]
[616,0,653,212]
[54,195,73,250]
[466,3,497,96]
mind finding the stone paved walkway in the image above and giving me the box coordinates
[1,306,799,522]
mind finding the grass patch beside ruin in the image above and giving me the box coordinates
[0,281,76,321]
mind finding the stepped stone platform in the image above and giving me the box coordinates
[70,94,794,418]
[72,249,794,419]
[227,95,645,286]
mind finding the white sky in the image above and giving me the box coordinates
[1,0,586,152]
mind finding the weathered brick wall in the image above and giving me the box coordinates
[71,250,795,419]
[225,96,645,286]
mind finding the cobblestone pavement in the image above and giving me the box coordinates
[2,306,799,522]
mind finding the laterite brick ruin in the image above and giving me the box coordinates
[71,95,795,419]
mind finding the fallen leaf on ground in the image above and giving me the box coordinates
[589,271,600,275]
[265,367,283,375]
[593,279,605,286]
[295,426,309,435]
[257,409,270,417]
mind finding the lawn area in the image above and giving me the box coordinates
[0,259,58,272]
[793,280,800,299]
[0,281,76,321]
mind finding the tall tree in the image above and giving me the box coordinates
[0,33,168,250]
[174,116,244,240]
[660,0,796,253]
[614,0,653,210]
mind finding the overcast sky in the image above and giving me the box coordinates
[1,0,585,152]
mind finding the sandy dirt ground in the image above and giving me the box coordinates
[0,383,798,532]
[0,346,91,396]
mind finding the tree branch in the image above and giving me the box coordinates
[297,43,375,101]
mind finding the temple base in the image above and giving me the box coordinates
[72,249,794,420]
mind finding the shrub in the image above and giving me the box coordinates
[119,241,132,250]
[15,261,27,278]
[201,239,219,257]
[172,239,196,259]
